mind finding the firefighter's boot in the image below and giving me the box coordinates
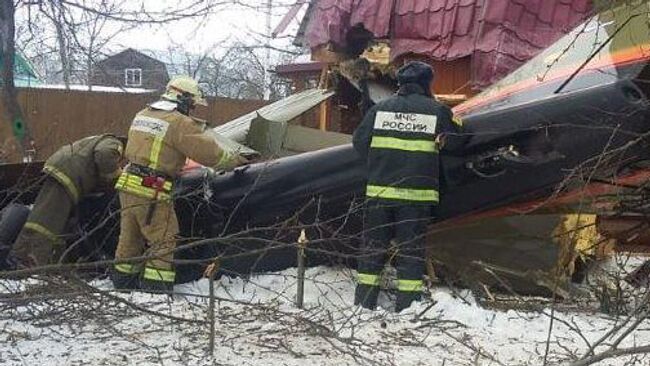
[139,278,173,294]
[395,291,422,312]
[354,284,379,310]
[139,266,175,294]
[110,269,139,291]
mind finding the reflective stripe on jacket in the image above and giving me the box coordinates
[352,83,461,203]
[120,102,234,188]
[44,134,124,203]
[115,171,172,201]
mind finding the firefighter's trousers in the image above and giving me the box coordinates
[11,177,73,266]
[355,201,432,309]
[113,192,179,287]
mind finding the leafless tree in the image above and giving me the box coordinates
[196,42,295,100]
[161,42,222,80]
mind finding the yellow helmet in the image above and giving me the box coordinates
[161,75,207,106]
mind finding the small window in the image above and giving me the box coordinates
[124,68,142,87]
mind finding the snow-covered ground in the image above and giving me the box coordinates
[1,266,649,366]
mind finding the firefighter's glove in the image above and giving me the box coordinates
[234,154,251,166]
[435,134,447,149]
[219,154,250,172]
[96,168,123,191]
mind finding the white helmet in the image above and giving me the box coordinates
[161,75,207,106]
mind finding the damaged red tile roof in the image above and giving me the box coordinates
[305,0,593,88]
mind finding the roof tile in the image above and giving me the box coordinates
[538,1,556,23]
[305,0,592,88]
[553,2,573,28]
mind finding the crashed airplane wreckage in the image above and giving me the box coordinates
[2,2,650,294]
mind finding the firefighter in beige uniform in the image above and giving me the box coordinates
[112,76,244,291]
[10,135,124,267]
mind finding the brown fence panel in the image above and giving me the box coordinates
[0,88,267,163]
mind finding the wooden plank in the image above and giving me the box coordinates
[319,101,328,131]
[318,65,330,131]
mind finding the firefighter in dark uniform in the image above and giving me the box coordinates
[352,61,462,311]
[10,135,125,267]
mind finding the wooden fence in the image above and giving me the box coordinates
[0,88,268,163]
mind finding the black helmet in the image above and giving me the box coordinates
[397,61,434,95]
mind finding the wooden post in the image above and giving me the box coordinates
[206,258,220,356]
[426,257,438,288]
[296,229,308,309]
[319,101,328,131]
[318,66,330,131]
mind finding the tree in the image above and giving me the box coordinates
[198,43,295,100]
[1,0,32,159]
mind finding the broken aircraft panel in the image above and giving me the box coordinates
[246,116,351,157]
[214,88,335,143]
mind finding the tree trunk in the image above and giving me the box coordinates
[87,50,93,91]
[49,0,70,88]
[0,0,31,159]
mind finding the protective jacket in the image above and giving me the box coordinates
[116,100,235,200]
[352,83,461,204]
[113,100,239,290]
[10,134,123,267]
[43,134,124,203]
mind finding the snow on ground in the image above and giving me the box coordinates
[1,266,649,366]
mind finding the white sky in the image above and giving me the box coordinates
[104,1,304,56]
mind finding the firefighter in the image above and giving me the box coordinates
[9,135,125,267]
[352,61,463,312]
[111,75,246,292]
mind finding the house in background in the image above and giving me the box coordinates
[91,48,169,90]
[0,51,41,87]
[275,54,327,93]
[275,0,594,133]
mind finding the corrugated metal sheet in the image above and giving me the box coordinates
[305,0,392,48]
[391,0,481,60]
[213,88,335,143]
[304,0,592,88]
[472,0,592,88]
